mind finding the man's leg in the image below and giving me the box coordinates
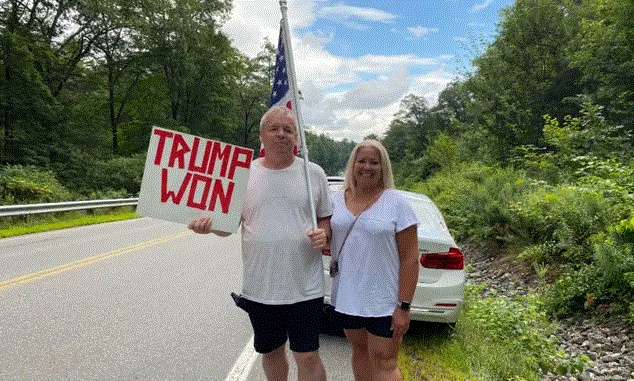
[292,350,326,381]
[262,343,289,381]
[287,298,326,381]
[245,300,288,380]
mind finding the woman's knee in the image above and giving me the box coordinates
[370,349,398,372]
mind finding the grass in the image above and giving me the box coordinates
[399,286,592,381]
[400,323,473,381]
[0,208,140,238]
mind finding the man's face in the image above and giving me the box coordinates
[260,113,298,156]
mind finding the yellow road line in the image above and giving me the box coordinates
[0,231,192,292]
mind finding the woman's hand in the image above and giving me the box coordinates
[391,307,411,339]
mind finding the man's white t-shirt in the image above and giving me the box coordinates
[330,189,420,317]
[240,157,332,304]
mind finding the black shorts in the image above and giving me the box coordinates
[334,311,393,338]
[244,297,323,354]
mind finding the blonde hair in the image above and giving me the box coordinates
[260,106,297,132]
[343,139,395,195]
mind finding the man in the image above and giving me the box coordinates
[188,105,332,381]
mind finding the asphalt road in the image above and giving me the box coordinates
[0,218,355,380]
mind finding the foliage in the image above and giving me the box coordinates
[570,0,634,136]
[510,185,618,265]
[94,153,146,195]
[0,165,71,204]
[454,284,590,380]
[0,208,138,238]
[306,133,356,176]
[410,162,533,243]
[462,0,584,162]
[544,215,634,318]
[396,133,458,189]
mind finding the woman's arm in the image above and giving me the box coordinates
[392,224,419,337]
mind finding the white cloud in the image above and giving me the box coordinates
[220,0,318,57]
[318,5,396,23]
[221,1,459,142]
[338,67,411,110]
[409,70,459,107]
[471,0,495,13]
[407,26,439,38]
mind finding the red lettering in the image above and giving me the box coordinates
[168,133,191,169]
[160,168,192,204]
[186,174,213,210]
[153,129,174,166]
[208,142,232,177]
[228,147,253,180]
[188,138,213,174]
[209,180,234,214]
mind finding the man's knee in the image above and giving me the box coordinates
[293,350,321,369]
[263,344,286,362]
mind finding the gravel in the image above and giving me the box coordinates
[461,242,634,381]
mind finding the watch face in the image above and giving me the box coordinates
[400,301,411,311]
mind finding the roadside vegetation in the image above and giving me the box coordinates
[2,0,634,379]
[0,208,138,239]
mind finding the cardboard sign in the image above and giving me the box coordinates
[137,127,253,233]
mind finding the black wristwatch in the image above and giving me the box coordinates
[399,301,411,311]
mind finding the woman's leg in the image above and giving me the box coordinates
[343,328,371,381]
[367,333,401,381]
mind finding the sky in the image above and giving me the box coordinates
[221,0,515,142]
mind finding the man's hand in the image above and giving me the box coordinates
[307,228,328,249]
[188,216,213,234]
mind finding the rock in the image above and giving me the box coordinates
[459,242,634,381]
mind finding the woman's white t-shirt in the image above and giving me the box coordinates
[330,189,420,317]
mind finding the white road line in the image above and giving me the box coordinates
[225,335,259,381]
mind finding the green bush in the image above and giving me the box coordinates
[510,185,617,265]
[411,162,533,243]
[50,149,147,197]
[0,165,72,204]
[457,284,590,380]
[94,153,146,196]
[545,215,634,317]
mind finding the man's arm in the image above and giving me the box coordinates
[307,216,331,249]
[188,216,232,237]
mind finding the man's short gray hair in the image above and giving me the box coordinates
[260,106,297,131]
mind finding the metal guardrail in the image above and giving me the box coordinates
[0,198,138,217]
[1,178,343,218]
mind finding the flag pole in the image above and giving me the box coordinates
[279,0,317,230]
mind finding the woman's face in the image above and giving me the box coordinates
[353,146,382,189]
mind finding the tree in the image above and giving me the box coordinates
[571,0,634,139]
[466,0,583,161]
[88,0,147,154]
[226,40,275,152]
[138,0,235,138]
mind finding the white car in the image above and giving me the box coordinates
[322,177,465,326]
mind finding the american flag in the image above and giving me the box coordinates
[270,24,292,110]
[260,23,297,157]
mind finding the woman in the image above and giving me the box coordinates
[330,139,420,381]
